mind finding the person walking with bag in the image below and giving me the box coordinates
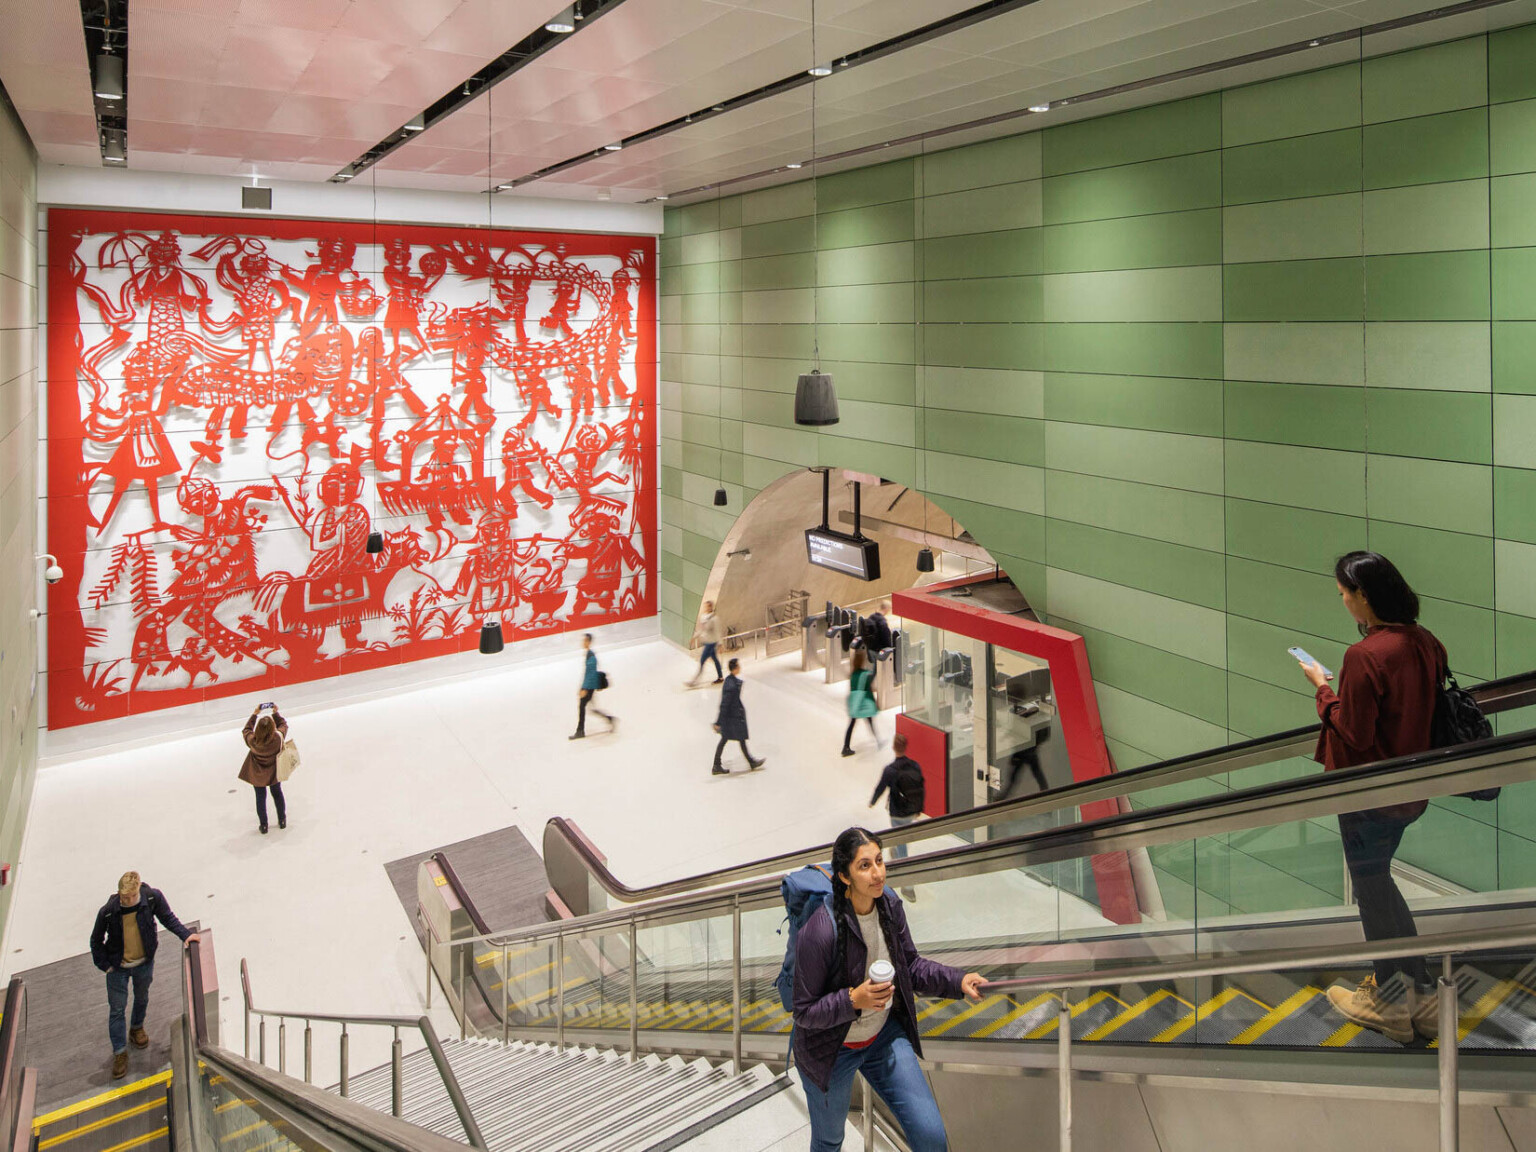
[870,733,925,899]
[1298,552,1445,1043]
[240,701,289,834]
[712,658,765,775]
[792,827,983,1151]
[571,633,615,739]
[688,600,725,687]
[840,647,879,757]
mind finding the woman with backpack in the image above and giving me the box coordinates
[840,647,879,757]
[239,701,288,834]
[792,827,984,1151]
[1300,552,1446,1044]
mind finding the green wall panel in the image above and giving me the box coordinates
[659,26,1536,812]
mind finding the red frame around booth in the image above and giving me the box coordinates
[891,574,1140,925]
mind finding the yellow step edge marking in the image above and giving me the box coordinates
[1450,977,1520,1044]
[507,975,586,1013]
[915,998,956,1023]
[220,1120,268,1143]
[33,1072,174,1131]
[970,993,1056,1039]
[1152,988,1270,1044]
[924,994,1004,1038]
[1321,1022,1365,1047]
[1084,989,1194,1043]
[99,1127,168,1152]
[489,959,556,993]
[476,943,545,969]
[1026,991,1126,1040]
[37,1099,165,1151]
[1230,986,1321,1046]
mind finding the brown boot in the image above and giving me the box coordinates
[112,1051,128,1079]
[1411,986,1444,1041]
[1326,975,1413,1044]
[130,1027,149,1049]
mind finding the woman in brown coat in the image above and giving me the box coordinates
[240,702,289,834]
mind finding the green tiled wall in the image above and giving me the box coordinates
[660,28,1536,901]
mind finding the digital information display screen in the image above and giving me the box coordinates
[805,528,881,581]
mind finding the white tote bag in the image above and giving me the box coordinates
[276,736,301,782]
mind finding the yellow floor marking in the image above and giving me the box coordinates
[923,994,1002,1038]
[490,959,555,992]
[1151,988,1270,1043]
[970,993,1056,1039]
[1320,1022,1366,1047]
[1230,987,1321,1045]
[37,1099,165,1151]
[916,998,956,1023]
[1084,989,1194,1043]
[507,975,586,1013]
[33,1072,174,1131]
[220,1120,269,1143]
[99,1127,168,1152]
[1026,991,1126,1040]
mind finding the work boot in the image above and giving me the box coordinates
[112,1052,128,1079]
[1326,975,1413,1044]
[130,1027,149,1049]
[1411,985,1445,1041]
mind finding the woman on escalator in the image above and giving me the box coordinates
[793,827,984,1151]
[1301,551,1444,1044]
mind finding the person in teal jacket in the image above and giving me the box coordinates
[571,633,616,739]
[841,646,880,756]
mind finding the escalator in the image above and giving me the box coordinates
[429,694,1536,1134]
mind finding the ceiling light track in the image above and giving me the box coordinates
[652,0,1527,203]
[331,0,628,183]
[497,0,1049,190]
[80,0,128,167]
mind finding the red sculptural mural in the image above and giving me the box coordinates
[46,210,656,729]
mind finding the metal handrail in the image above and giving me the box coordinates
[0,979,33,1152]
[446,709,1536,955]
[545,667,1536,908]
[239,958,488,1150]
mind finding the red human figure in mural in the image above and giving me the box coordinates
[88,383,181,532]
[194,237,298,375]
[540,251,582,338]
[591,268,634,405]
[283,237,378,339]
[450,510,519,618]
[489,257,536,346]
[378,396,493,542]
[560,421,629,523]
[130,474,275,688]
[495,425,563,513]
[426,302,516,423]
[564,509,645,618]
[382,238,445,370]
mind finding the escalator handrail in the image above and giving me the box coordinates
[545,668,1536,906]
[448,710,1536,950]
[0,978,29,1152]
[977,923,1536,997]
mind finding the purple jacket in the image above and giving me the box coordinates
[791,890,965,1091]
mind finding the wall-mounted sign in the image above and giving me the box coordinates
[805,528,881,581]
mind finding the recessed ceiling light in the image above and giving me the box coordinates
[335,172,352,181]
[545,6,576,33]
[836,59,851,67]
[655,194,669,201]
[1028,103,1050,113]
[808,64,832,77]
[786,162,802,169]
[711,104,725,112]
[604,142,623,151]
[403,114,425,133]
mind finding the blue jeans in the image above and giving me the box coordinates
[698,643,721,679]
[106,965,155,1054]
[889,813,915,861]
[800,1016,948,1151]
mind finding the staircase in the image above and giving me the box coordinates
[342,1037,785,1151]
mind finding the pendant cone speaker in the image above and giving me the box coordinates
[916,547,935,573]
[365,531,384,554]
[714,487,728,506]
[794,371,839,426]
[479,620,505,654]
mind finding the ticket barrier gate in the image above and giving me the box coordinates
[871,631,903,710]
[801,613,829,672]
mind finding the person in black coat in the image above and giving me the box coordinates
[866,601,894,653]
[712,658,765,775]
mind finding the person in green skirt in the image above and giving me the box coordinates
[841,645,881,757]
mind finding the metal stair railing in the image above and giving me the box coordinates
[978,924,1536,1152]
[236,958,488,1149]
[541,668,1536,908]
[0,978,37,1152]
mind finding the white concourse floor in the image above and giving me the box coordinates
[5,637,904,1088]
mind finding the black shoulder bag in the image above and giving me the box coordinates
[1430,667,1497,801]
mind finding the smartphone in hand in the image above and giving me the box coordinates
[1287,646,1332,679]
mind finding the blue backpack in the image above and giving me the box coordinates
[774,864,833,1013]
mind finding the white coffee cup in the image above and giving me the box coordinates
[869,960,894,985]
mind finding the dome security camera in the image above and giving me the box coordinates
[38,554,63,585]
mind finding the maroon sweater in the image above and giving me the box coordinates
[1313,623,1445,821]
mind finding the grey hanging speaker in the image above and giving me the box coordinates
[794,371,839,426]
[714,487,728,506]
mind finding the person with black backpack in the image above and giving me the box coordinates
[791,827,983,1152]
[1298,552,1451,1044]
[870,734,924,900]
